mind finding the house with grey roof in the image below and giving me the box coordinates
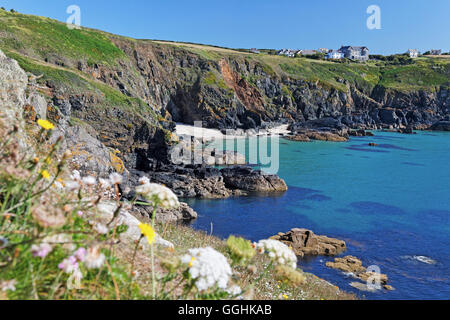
[430,49,442,55]
[338,46,369,61]
[297,49,317,56]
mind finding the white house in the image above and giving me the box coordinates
[407,49,419,58]
[278,49,297,57]
[325,50,344,60]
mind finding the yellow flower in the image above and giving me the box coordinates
[37,119,55,130]
[188,257,196,268]
[41,170,51,180]
[283,294,289,300]
[138,223,156,245]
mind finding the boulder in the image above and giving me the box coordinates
[221,166,288,192]
[326,255,389,286]
[270,228,346,257]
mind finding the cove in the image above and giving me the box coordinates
[186,131,450,300]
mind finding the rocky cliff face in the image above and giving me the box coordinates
[76,38,450,132]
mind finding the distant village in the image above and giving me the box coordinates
[248,46,448,61]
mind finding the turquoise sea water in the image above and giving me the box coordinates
[186,131,450,300]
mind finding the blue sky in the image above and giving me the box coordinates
[2,0,449,54]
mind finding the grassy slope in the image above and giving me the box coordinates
[1,10,449,98]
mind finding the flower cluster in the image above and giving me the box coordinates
[181,247,232,292]
[136,179,179,209]
[255,239,297,269]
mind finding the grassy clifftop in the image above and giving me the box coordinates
[1,9,449,97]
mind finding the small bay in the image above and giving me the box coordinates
[186,131,450,300]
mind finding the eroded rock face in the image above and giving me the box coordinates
[0,49,28,139]
[270,228,346,258]
[326,256,389,286]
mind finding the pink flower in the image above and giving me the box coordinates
[58,256,79,274]
[77,211,83,217]
[74,248,87,262]
[31,243,52,258]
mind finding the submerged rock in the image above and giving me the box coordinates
[270,228,346,257]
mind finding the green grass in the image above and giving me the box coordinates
[5,50,158,122]
[0,10,125,66]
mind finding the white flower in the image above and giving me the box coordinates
[138,176,150,185]
[181,247,232,292]
[99,178,111,189]
[256,239,297,269]
[94,223,109,235]
[70,170,81,182]
[226,285,242,296]
[84,246,106,269]
[109,173,123,185]
[0,280,16,292]
[65,180,81,191]
[82,176,96,186]
[67,268,83,290]
[136,183,179,209]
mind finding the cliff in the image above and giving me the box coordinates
[1,10,449,168]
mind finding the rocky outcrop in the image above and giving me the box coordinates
[133,202,198,223]
[0,50,28,144]
[326,256,389,288]
[270,229,346,258]
[221,166,288,193]
[430,116,450,131]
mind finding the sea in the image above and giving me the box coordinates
[185,130,450,300]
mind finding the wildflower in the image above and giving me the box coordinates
[226,285,242,296]
[65,180,81,191]
[138,223,156,245]
[109,173,123,185]
[274,265,306,287]
[58,256,79,274]
[70,170,82,182]
[94,223,109,235]
[255,239,297,269]
[77,211,83,217]
[188,257,195,268]
[138,176,150,185]
[67,268,83,290]
[84,246,106,269]
[99,178,111,189]
[82,176,96,186]
[135,182,179,209]
[283,294,289,300]
[0,280,16,292]
[74,248,87,262]
[226,235,256,266]
[40,170,51,180]
[181,247,232,292]
[32,206,66,228]
[31,243,52,258]
[37,119,54,130]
